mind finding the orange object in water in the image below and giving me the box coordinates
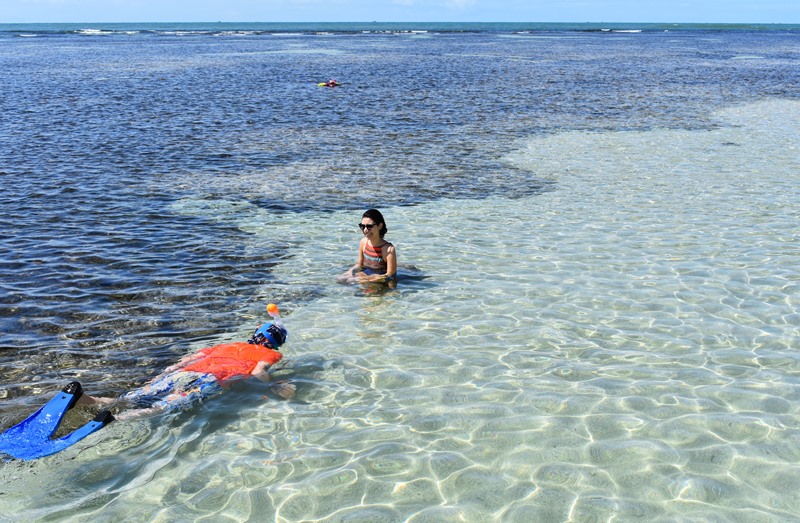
[183,342,282,382]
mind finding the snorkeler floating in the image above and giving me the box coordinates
[0,304,291,461]
[318,78,341,87]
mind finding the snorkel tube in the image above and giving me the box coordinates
[267,303,285,331]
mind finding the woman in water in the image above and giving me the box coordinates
[346,209,397,286]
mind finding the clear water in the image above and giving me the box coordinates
[1,24,799,522]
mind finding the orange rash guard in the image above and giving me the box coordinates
[182,342,282,382]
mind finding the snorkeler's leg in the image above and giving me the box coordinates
[76,393,116,406]
[114,405,166,421]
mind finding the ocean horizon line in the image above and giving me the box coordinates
[2,20,799,34]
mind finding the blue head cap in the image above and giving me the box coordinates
[249,322,287,349]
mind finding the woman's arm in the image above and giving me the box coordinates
[357,244,397,283]
[385,244,397,278]
[356,237,366,269]
[338,240,364,284]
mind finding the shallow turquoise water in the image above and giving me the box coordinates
[2,23,800,521]
[3,99,798,522]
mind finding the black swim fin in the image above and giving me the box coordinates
[0,382,114,461]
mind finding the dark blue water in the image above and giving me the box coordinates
[1,24,799,419]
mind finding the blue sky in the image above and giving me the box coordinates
[3,0,798,24]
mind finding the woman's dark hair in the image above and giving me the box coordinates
[363,209,388,238]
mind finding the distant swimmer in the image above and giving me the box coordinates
[319,78,341,87]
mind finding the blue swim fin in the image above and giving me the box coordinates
[0,382,114,461]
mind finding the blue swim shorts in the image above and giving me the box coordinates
[121,371,222,412]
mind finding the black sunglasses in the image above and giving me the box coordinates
[358,223,377,231]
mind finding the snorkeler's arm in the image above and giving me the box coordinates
[251,360,273,383]
[163,351,204,373]
[251,361,296,399]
